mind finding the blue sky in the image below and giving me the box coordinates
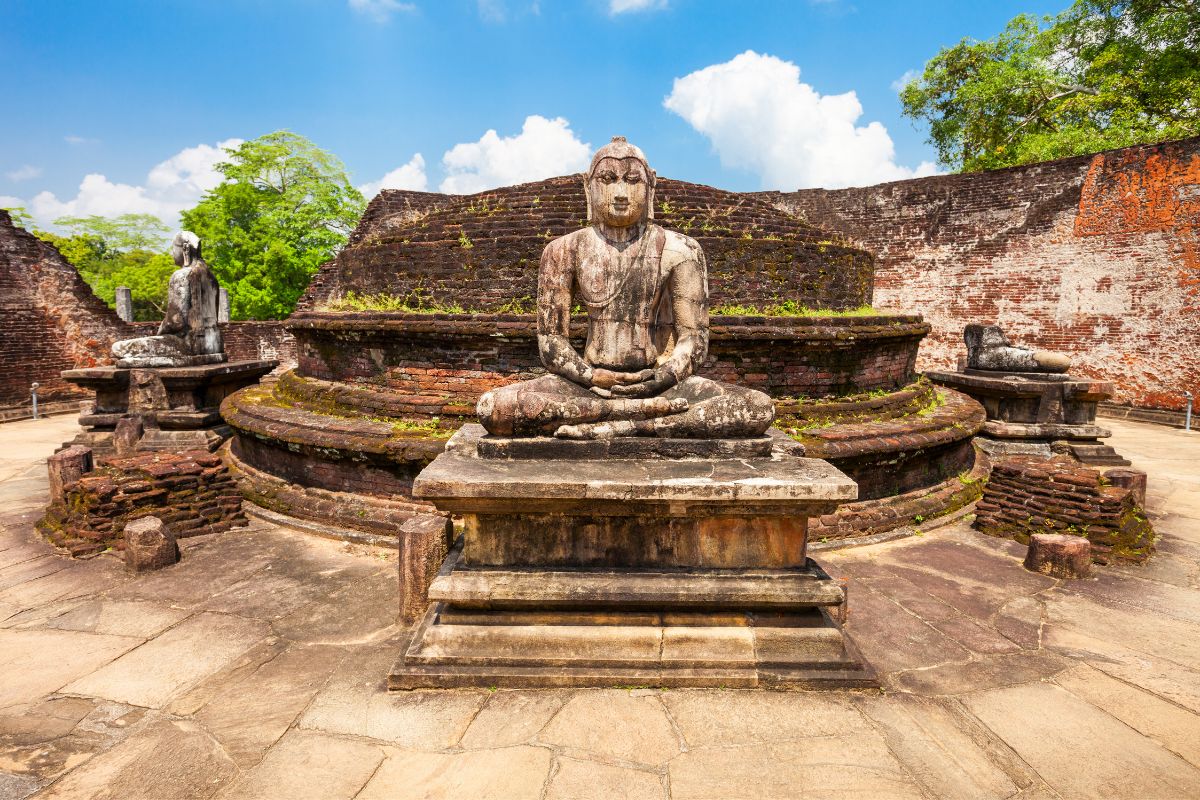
[0,0,1064,230]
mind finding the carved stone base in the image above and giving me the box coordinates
[389,425,872,689]
[927,369,1129,466]
[61,359,276,455]
[390,547,874,689]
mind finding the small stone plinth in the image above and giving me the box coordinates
[926,369,1129,466]
[38,450,247,558]
[61,359,277,455]
[47,446,94,505]
[124,516,179,573]
[973,457,1155,563]
[390,425,872,690]
[1024,533,1092,579]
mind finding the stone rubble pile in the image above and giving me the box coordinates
[973,457,1154,563]
[39,448,246,557]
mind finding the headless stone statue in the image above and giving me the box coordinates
[477,137,773,440]
[112,232,225,368]
[964,324,1070,374]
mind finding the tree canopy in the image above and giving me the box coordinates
[36,214,176,321]
[182,131,365,319]
[900,0,1200,172]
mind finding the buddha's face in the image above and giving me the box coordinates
[588,156,650,228]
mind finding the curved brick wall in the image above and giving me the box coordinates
[766,136,1200,411]
[299,176,874,313]
[287,311,928,411]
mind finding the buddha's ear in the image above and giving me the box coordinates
[647,169,656,221]
[583,174,593,222]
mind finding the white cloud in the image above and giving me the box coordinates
[440,115,590,194]
[478,0,505,22]
[348,0,416,23]
[891,69,919,94]
[0,195,23,209]
[360,153,429,197]
[63,135,97,146]
[610,0,667,13]
[20,138,242,231]
[6,165,42,182]
[664,51,938,190]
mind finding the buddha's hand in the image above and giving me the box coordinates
[606,367,678,398]
[590,368,655,393]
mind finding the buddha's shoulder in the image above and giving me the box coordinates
[544,227,592,256]
[657,226,704,263]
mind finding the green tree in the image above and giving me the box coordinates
[36,214,175,320]
[181,131,366,319]
[1,205,37,230]
[55,213,170,252]
[900,0,1200,172]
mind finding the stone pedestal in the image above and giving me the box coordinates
[47,446,94,505]
[389,425,872,690]
[1024,533,1092,579]
[927,369,1129,466]
[61,359,276,455]
[124,516,180,573]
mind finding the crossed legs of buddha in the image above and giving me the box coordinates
[477,373,774,439]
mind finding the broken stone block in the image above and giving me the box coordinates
[47,446,94,505]
[1104,468,1147,506]
[124,516,179,573]
[113,416,144,457]
[1024,533,1092,579]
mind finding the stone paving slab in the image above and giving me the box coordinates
[356,745,553,800]
[31,716,238,800]
[0,629,143,711]
[62,613,270,709]
[0,415,1197,798]
[965,682,1200,799]
[1054,664,1200,769]
[217,730,386,800]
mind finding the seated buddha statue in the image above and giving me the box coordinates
[477,137,774,440]
[111,231,225,368]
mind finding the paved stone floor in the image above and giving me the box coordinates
[1,414,1198,799]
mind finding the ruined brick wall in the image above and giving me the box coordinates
[299,176,874,313]
[0,210,134,411]
[974,458,1154,563]
[219,321,296,366]
[768,137,1200,410]
[37,450,246,558]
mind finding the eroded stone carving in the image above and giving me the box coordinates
[476,137,773,439]
[112,232,225,368]
[964,324,1070,374]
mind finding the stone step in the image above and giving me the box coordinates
[429,567,845,609]
[1068,443,1131,466]
[390,611,876,689]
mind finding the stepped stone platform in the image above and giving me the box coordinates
[390,425,872,690]
[928,368,1130,467]
[63,360,276,455]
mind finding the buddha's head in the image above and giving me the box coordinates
[585,136,656,229]
[171,231,202,268]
